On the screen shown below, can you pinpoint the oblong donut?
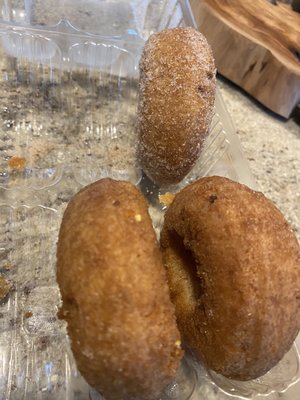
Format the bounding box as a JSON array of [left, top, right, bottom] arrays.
[[160, 175, 300, 380], [57, 178, 183, 400], [137, 27, 216, 186]]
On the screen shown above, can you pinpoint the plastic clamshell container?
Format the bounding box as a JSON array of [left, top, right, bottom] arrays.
[[0, 1, 299, 399]]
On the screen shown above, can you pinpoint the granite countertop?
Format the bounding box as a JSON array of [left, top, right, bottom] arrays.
[[218, 78, 300, 242]]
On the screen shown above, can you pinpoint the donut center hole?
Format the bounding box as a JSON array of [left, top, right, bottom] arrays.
[[168, 230, 204, 302]]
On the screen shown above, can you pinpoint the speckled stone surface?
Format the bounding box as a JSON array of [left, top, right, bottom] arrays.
[[218, 78, 300, 241]]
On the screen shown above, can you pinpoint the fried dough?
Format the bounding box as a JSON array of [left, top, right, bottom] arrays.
[[57, 178, 183, 399], [137, 27, 216, 185], [160, 176, 300, 380]]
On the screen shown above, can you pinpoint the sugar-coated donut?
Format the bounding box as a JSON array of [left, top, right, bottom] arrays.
[[137, 27, 216, 186], [160, 176, 300, 380], [57, 178, 183, 400]]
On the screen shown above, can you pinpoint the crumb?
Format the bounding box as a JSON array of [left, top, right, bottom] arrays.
[[8, 156, 26, 171], [3, 262, 13, 271], [134, 214, 142, 222], [24, 311, 33, 319], [159, 192, 175, 206], [173, 339, 182, 357], [0, 275, 10, 300]]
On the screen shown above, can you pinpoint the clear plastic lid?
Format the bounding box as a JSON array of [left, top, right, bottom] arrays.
[[0, 1, 298, 399]]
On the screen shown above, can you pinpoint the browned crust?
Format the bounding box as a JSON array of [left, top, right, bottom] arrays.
[[56, 178, 183, 400], [160, 175, 300, 380], [0, 275, 10, 300], [137, 27, 216, 186]]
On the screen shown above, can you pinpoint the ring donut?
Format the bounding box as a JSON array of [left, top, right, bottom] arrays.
[[160, 175, 300, 380], [57, 178, 183, 399], [137, 27, 216, 186]]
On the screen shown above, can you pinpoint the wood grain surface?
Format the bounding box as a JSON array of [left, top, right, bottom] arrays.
[[190, 0, 300, 118]]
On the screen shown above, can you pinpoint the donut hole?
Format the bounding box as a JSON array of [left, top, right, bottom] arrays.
[[167, 230, 204, 303]]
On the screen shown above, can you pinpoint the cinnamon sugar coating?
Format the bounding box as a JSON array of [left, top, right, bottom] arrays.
[[137, 27, 216, 185]]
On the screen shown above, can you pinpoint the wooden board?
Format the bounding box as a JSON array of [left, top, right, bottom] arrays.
[[190, 0, 300, 118]]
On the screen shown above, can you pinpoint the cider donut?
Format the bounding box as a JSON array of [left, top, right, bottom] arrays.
[[57, 178, 183, 400], [160, 175, 300, 380], [137, 27, 216, 186]]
